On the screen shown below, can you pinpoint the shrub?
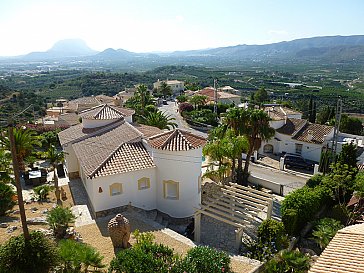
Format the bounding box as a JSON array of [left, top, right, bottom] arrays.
[[181, 246, 231, 273], [264, 249, 310, 273], [306, 174, 324, 188], [312, 218, 344, 250], [0, 182, 16, 216], [33, 184, 53, 201], [243, 220, 288, 262], [281, 186, 331, 236], [47, 206, 75, 238], [109, 231, 176, 273], [58, 239, 105, 272], [258, 219, 288, 250], [178, 102, 194, 114], [281, 209, 299, 236], [0, 231, 59, 273]]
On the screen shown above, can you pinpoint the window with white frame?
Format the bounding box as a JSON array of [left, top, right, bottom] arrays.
[[109, 183, 122, 196], [138, 177, 150, 190], [295, 143, 303, 154], [163, 180, 179, 200]]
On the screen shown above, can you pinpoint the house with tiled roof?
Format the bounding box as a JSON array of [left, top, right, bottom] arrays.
[[196, 87, 241, 105], [309, 223, 364, 273], [58, 104, 206, 218], [260, 105, 364, 163]]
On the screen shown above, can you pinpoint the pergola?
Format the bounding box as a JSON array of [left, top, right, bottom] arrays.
[[194, 182, 273, 251]]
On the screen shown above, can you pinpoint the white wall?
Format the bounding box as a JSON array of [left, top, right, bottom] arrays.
[[63, 145, 79, 173], [89, 167, 157, 213], [150, 147, 202, 218]]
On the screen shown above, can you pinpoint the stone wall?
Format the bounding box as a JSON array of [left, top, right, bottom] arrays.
[[201, 180, 223, 203]]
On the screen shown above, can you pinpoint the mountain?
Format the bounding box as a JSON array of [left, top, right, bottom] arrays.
[[23, 39, 98, 60], [8, 35, 364, 66]]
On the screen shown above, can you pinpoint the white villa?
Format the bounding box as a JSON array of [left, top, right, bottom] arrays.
[[58, 104, 206, 218], [153, 79, 185, 95], [260, 105, 364, 163]]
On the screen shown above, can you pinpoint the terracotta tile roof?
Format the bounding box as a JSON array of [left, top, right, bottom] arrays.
[[276, 118, 307, 135], [58, 119, 123, 146], [79, 104, 134, 120], [67, 95, 115, 112], [93, 142, 155, 178], [149, 129, 206, 151], [293, 123, 333, 144], [57, 113, 80, 127], [309, 223, 364, 273], [72, 122, 143, 177], [131, 123, 164, 138]]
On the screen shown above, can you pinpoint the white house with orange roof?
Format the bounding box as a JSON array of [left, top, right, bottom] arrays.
[[58, 104, 206, 218]]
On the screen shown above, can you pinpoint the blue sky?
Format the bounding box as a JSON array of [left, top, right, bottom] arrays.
[[0, 0, 363, 56]]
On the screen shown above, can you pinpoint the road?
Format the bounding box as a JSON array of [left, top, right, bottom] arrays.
[[159, 101, 207, 138], [159, 101, 308, 194]]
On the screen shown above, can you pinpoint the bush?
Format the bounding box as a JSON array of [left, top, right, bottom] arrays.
[[0, 231, 59, 273], [312, 218, 344, 250], [178, 102, 194, 114], [281, 209, 299, 236], [258, 219, 288, 250], [306, 174, 324, 188], [281, 186, 331, 236], [109, 231, 176, 273], [0, 182, 16, 216], [58, 239, 105, 272], [264, 250, 310, 273], [243, 220, 288, 262], [181, 246, 231, 273], [47, 206, 75, 238], [33, 184, 53, 201]]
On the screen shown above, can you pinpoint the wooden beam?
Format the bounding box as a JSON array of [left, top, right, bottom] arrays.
[[202, 199, 256, 222], [194, 212, 201, 243], [225, 185, 270, 205], [195, 208, 244, 228], [211, 194, 263, 213], [221, 188, 267, 209], [228, 182, 273, 198], [198, 205, 250, 226]]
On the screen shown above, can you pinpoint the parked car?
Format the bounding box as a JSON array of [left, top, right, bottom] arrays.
[[283, 153, 314, 170], [162, 99, 168, 105]]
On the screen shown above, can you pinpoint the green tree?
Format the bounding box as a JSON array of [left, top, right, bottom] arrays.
[[0, 231, 60, 273], [189, 95, 208, 110], [47, 206, 75, 239], [337, 142, 358, 170], [176, 94, 188, 103], [0, 149, 13, 183], [253, 87, 268, 104], [58, 239, 105, 273], [44, 144, 64, 204], [339, 114, 363, 135], [317, 105, 332, 125], [0, 182, 16, 216], [159, 81, 173, 98], [0, 127, 41, 171], [139, 110, 177, 130]]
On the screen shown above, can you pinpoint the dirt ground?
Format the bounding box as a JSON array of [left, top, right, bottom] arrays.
[[0, 184, 74, 245], [77, 217, 259, 273]]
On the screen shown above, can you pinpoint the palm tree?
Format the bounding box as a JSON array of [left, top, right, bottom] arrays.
[[159, 81, 172, 98], [45, 144, 64, 205], [0, 127, 41, 172], [242, 109, 275, 184], [140, 110, 177, 130], [189, 95, 208, 110], [223, 108, 274, 185], [0, 148, 13, 183]]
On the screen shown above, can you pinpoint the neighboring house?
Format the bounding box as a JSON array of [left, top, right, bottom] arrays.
[[260, 105, 364, 163], [218, 85, 239, 95], [66, 95, 116, 113], [114, 87, 137, 106], [196, 87, 241, 105], [309, 223, 364, 273], [153, 79, 185, 95], [58, 103, 206, 218]]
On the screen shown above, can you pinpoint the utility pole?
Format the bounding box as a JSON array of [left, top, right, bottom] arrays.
[[8, 119, 30, 241], [213, 79, 218, 114], [332, 97, 342, 156]]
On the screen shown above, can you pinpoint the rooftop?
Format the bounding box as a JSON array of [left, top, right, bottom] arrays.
[[309, 223, 364, 273], [79, 104, 134, 120], [149, 129, 206, 151]]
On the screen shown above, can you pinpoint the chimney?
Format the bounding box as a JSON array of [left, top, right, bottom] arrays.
[[307, 130, 313, 141]]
